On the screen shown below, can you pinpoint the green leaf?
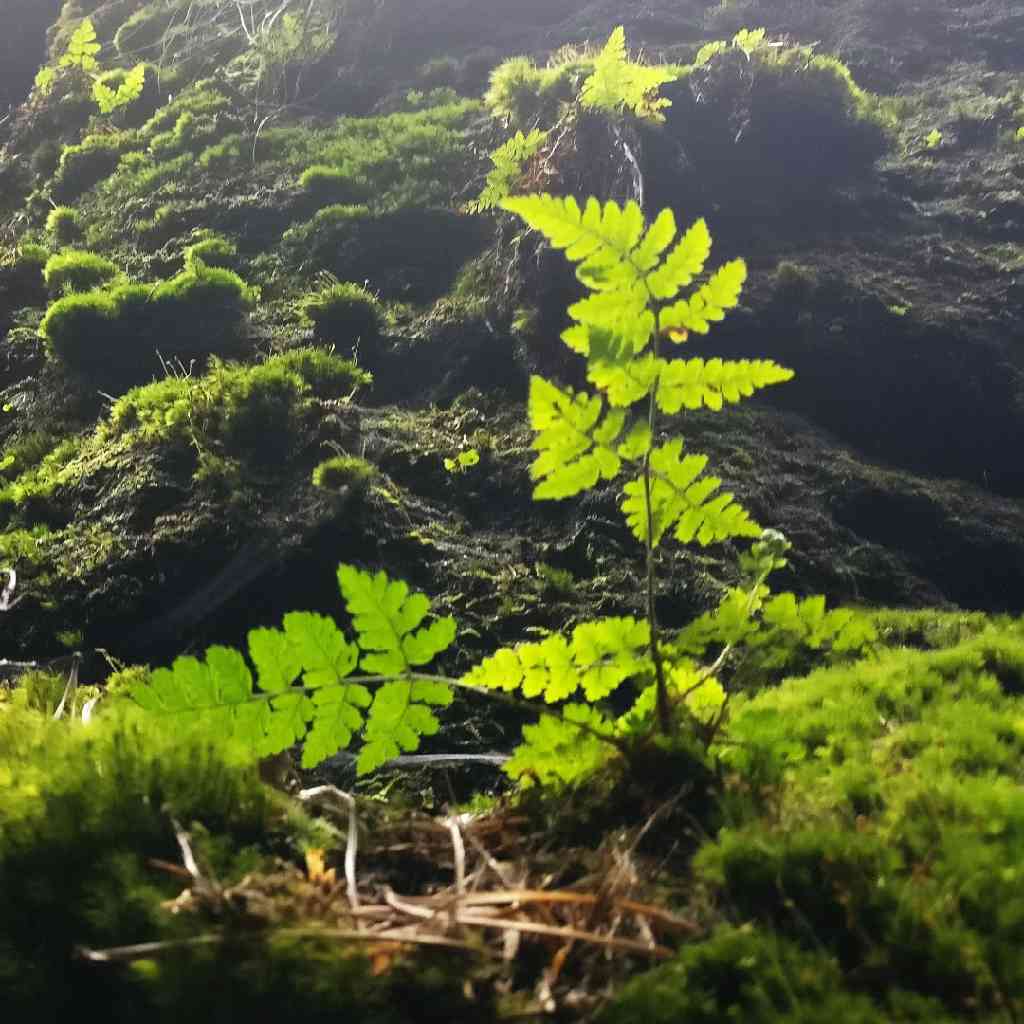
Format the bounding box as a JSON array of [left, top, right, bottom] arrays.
[[622, 439, 761, 546], [503, 704, 618, 787], [470, 129, 548, 212], [646, 218, 711, 300], [656, 357, 794, 414], [302, 685, 371, 768], [281, 611, 358, 687], [34, 67, 56, 95], [463, 617, 649, 704], [357, 679, 452, 773], [529, 376, 624, 499], [579, 26, 678, 123], [659, 258, 747, 335], [60, 18, 101, 72], [248, 626, 302, 693]]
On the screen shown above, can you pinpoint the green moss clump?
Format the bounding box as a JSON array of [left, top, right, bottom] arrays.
[[686, 623, 1024, 1017], [311, 454, 376, 493], [298, 164, 371, 204], [0, 701, 276, 1017], [39, 262, 255, 376], [484, 54, 590, 127], [301, 282, 382, 348], [271, 345, 372, 398], [282, 204, 372, 254], [43, 249, 122, 294], [114, 0, 191, 58], [183, 234, 237, 269], [103, 348, 367, 461], [52, 131, 140, 201], [44, 205, 82, 245], [664, 38, 891, 206]]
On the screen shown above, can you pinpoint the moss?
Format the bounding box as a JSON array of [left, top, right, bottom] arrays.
[[298, 164, 372, 204], [0, 701, 282, 1018], [43, 249, 122, 294], [138, 84, 232, 143], [658, 38, 891, 208], [52, 130, 140, 201], [311, 454, 376, 493], [44, 205, 82, 245], [300, 281, 383, 349], [113, 0, 191, 58], [271, 345, 371, 399], [695, 624, 1024, 1016], [772, 260, 818, 302], [183, 234, 237, 269], [39, 262, 255, 376], [484, 54, 590, 127]]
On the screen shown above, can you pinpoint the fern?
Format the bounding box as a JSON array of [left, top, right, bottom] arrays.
[[92, 63, 146, 114], [40, 17, 146, 113], [579, 27, 679, 123], [60, 19, 101, 74], [130, 566, 454, 773], [469, 129, 548, 213], [498, 190, 796, 744]]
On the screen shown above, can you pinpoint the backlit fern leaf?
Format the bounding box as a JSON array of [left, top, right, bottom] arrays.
[[502, 704, 618, 787], [529, 376, 625, 499], [131, 567, 455, 773], [579, 26, 679, 123], [463, 617, 650, 703], [338, 565, 457, 674], [659, 259, 748, 336], [622, 439, 761, 545], [468, 128, 548, 212], [656, 358, 794, 413]]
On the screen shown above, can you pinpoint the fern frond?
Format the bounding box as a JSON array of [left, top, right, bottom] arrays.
[[338, 565, 457, 674], [579, 26, 678, 123], [60, 18, 101, 72], [588, 352, 664, 407], [463, 617, 650, 703], [502, 704, 618, 786], [646, 218, 712, 300], [659, 258, 747, 335], [622, 439, 761, 545], [358, 678, 452, 774], [656, 357, 794, 413], [469, 129, 548, 212], [529, 376, 625, 499], [501, 194, 646, 287]]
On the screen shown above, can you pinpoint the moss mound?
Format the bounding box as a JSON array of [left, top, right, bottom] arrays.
[[39, 261, 256, 376], [604, 621, 1024, 1021]]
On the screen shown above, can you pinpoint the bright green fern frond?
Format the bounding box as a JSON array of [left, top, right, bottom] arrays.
[[60, 18, 101, 73], [579, 26, 678, 123], [659, 258, 747, 335], [358, 678, 453, 774], [622, 439, 761, 546], [338, 565, 457, 674], [754, 594, 877, 664], [463, 617, 650, 704], [93, 62, 146, 114], [502, 704, 618, 787], [133, 645, 315, 759], [588, 352, 664, 407], [469, 129, 548, 212], [529, 375, 625, 499], [646, 218, 712, 300], [656, 358, 794, 413]]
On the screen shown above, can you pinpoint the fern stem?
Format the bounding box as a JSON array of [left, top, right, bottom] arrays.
[[644, 382, 672, 737]]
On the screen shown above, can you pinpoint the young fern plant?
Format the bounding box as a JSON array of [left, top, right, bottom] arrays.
[[496, 194, 791, 731]]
